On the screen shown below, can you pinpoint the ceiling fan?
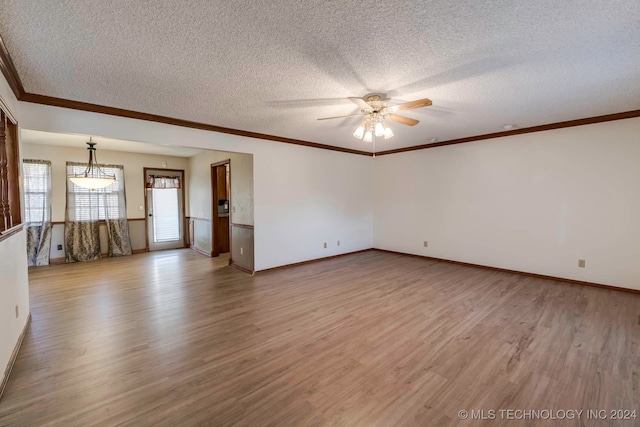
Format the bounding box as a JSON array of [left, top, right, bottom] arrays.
[[317, 94, 432, 142]]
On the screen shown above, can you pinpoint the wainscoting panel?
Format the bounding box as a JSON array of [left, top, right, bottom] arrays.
[[128, 220, 147, 252], [49, 224, 65, 260], [231, 224, 254, 272], [191, 217, 212, 255], [48, 219, 147, 262]]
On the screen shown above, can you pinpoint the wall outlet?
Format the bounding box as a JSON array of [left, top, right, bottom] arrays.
[[15, 305, 19, 318], [323, 242, 327, 249], [578, 259, 586, 268], [337, 240, 340, 246], [240, 247, 244, 255], [161, 161, 167, 168], [423, 241, 428, 248], [232, 206, 236, 213], [57, 244, 63, 251], [139, 205, 144, 211]]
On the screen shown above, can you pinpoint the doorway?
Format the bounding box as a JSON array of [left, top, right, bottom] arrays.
[[144, 168, 186, 251], [211, 160, 230, 257]]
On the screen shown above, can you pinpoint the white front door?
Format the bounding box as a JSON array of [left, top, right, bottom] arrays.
[[146, 170, 184, 251]]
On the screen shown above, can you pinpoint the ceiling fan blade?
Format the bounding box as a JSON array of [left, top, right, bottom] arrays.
[[317, 113, 365, 121], [386, 114, 419, 126], [348, 97, 373, 111], [389, 98, 432, 112]]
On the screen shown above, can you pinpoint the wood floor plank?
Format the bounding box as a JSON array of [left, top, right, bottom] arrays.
[[0, 249, 639, 426]]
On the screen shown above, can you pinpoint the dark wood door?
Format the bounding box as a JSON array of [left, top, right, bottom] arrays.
[[218, 216, 230, 253], [211, 161, 231, 256], [217, 167, 227, 199]]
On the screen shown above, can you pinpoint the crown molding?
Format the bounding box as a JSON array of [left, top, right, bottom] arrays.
[[375, 109, 640, 156], [2, 34, 639, 158], [20, 93, 372, 156], [0, 94, 17, 125], [0, 35, 25, 100]]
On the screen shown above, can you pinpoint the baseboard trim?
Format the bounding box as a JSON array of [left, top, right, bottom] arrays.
[[0, 313, 31, 401], [256, 248, 374, 274], [190, 245, 212, 257], [230, 261, 254, 275], [373, 249, 640, 295], [49, 249, 148, 265]]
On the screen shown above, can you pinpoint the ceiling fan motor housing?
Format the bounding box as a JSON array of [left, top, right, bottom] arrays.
[[365, 95, 387, 113]]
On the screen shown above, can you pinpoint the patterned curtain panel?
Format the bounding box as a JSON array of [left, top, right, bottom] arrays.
[[64, 221, 101, 262], [104, 218, 132, 257], [65, 162, 132, 262], [146, 175, 181, 189], [103, 165, 132, 257], [23, 160, 52, 266]]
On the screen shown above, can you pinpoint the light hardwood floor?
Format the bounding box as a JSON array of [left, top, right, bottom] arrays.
[[0, 249, 639, 426]]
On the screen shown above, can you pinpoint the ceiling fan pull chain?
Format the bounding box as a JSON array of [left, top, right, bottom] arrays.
[[373, 135, 376, 158]]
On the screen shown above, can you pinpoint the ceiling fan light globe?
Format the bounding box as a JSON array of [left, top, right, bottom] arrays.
[[353, 124, 366, 139], [363, 130, 373, 143], [374, 122, 385, 137], [384, 127, 394, 139]]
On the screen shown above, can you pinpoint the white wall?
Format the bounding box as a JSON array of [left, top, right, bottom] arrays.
[[0, 232, 29, 376], [374, 117, 640, 290], [13, 99, 640, 290], [0, 75, 30, 383], [19, 102, 374, 270]]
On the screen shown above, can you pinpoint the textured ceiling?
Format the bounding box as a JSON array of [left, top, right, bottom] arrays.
[[21, 130, 203, 157], [1, 0, 639, 152]]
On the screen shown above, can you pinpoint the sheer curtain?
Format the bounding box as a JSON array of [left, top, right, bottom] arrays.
[[103, 165, 132, 257], [65, 162, 132, 262], [23, 160, 52, 266]]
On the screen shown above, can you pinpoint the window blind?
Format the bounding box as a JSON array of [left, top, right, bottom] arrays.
[[23, 161, 51, 224], [68, 164, 125, 221], [152, 188, 180, 242]]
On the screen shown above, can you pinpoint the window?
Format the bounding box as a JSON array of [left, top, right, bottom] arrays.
[[23, 160, 51, 224], [67, 163, 125, 221]]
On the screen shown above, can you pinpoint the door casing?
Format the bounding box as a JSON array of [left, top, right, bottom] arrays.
[[143, 167, 186, 252], [210, 160, 231, 259]]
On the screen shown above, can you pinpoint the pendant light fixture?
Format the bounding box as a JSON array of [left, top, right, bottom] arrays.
[[68, 137, 116, 189]]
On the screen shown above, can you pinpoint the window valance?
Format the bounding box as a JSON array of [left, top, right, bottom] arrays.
[[146, 175, 181, 189]]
